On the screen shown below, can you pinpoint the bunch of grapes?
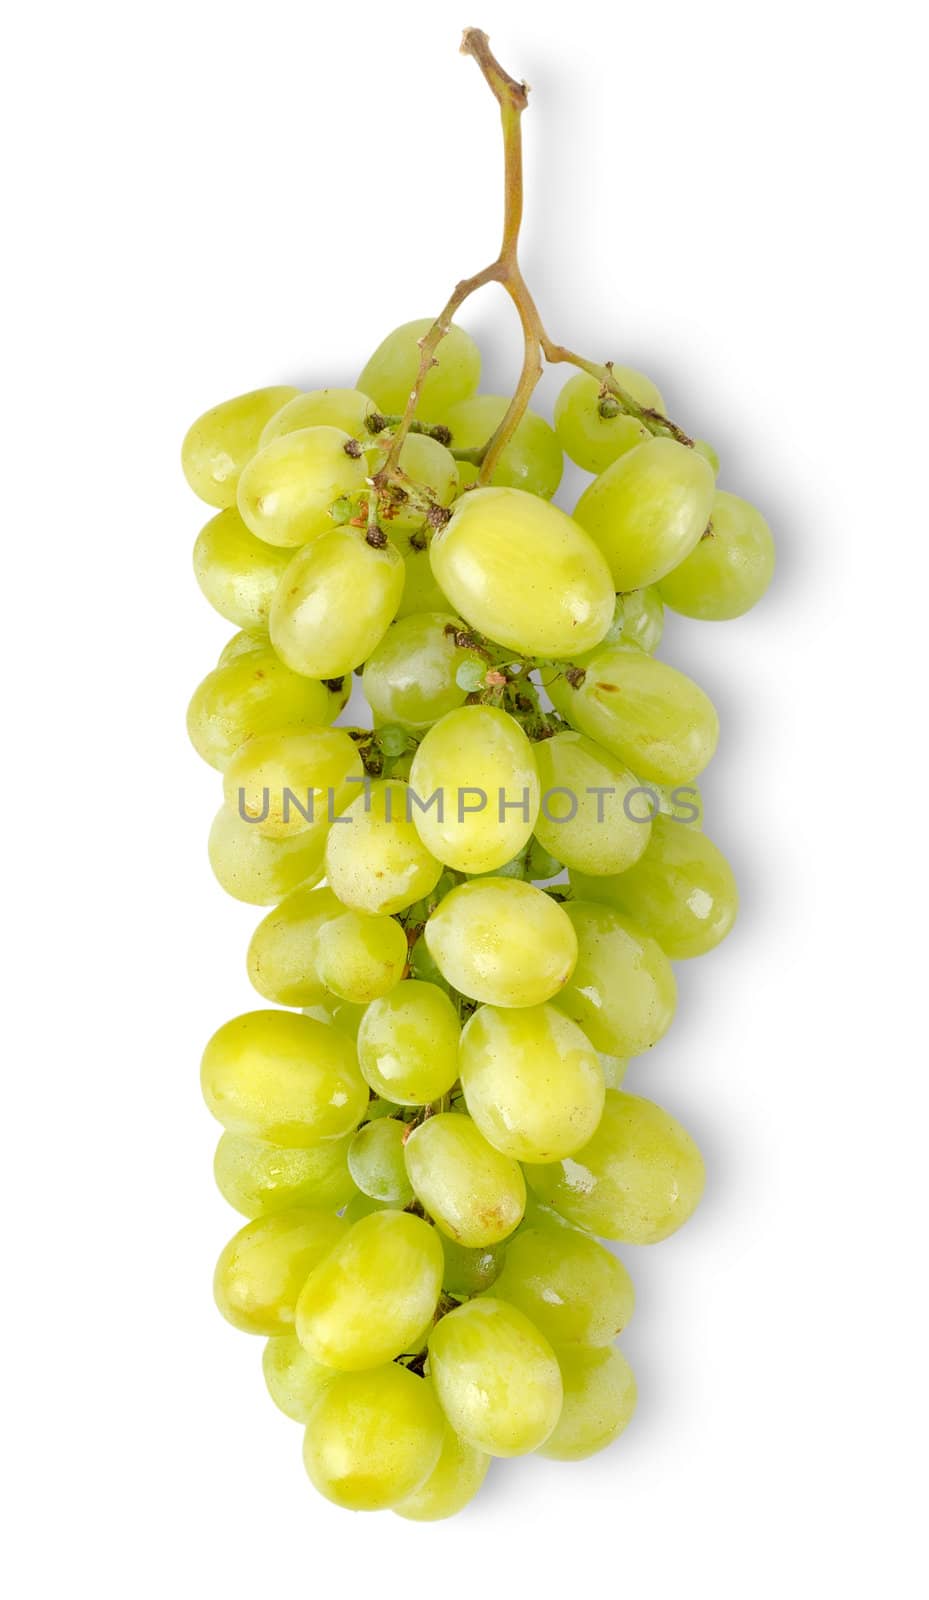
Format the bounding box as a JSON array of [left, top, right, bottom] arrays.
[[184, 30, 773, 1521]]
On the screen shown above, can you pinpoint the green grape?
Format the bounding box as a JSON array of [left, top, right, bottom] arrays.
[[259, 387, 376, 446], [459, 1003, 604, 1163], [236, 425, 367, 548], [444, 394, 563, 499], [201, 1009, 368, 1146], [548, 644, 719, 785], [302, 1364, 444, 1511], [324, 779, 443, 915], [553, 371, 652, 474], [600, 1054, 628, 1089], [208, 805, 326, 906], [216, 629, 267, 666], [269, 527, 404, 678], [574, 437, 715, 589], [424, 877, 576, 1007], [404, 1112, 526, 1247], [247, 884, 342, 1004], [693, 438, 720, 475], [348, 1118, 413, 1205], [429, 486, 614, 658], [369, 433, 460, 533], [181, 385, 300, 508], [409, 705, 541, 874], [427, 1298, 563, 1457], [342, 1191, 390, 1224], [578, 586, 664, 657], [362, 612, 484, 730], [223, 725, 364, 839], [357, 980, 460, 1105], [552, 900, 676, 1055], [187, 645, 344, 771], [393, 1424, 490, 1521], [193, 508, 293, 631], [539, 1346, 637, 1461], [295, 1209, 443, 1369], [263, 1333, 335, 1423], [357, 318, 481, 420], [395, 542, 452, 618], [570, 816, 737, 959], [213, 1208, 348, 1336], [315, 910, 408, 1004], [441, 1236, 504, 1297], [532, 729, 653, 876], [524, 1088, 705, 1243], [214, 1130, 356, 1218], [491, 1223, 634, 1348], [658, 489, 775, 620]]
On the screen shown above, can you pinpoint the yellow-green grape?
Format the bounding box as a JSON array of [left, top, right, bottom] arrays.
[[600, 1054, 628, 1089], [424, 877, 576, 1006], [270, 528, 404, 678], [658, 489, 775, 620], [570, 816, 737, 959], [201, 1009, 367, 1146], [223, 725, 363, 840], [553, 368, 662, 474], [236, 426, 367, 549], [539, 1346, 637, 1461], [263, 1333, 335, 1423], [404, 1113, 526, 1247], [430, 487, 614, 657], [553, 900, 676, 1055], [574, 437, 715, 590], [428, 1298, 563, 1457], [348, 1119, 413, 1205], [581, 586, 664, 656], [358, 318, 481, 420], [193, 508, 293, 631], [315, 910, 408, 1004], [208, 806, 326, 906], [549, 644, 719, 785], [342, 1191, 389, 1224], [295, 1210, 443, 1369], [441, 1237, 504, 1297], [459, 1003, 605, 1163], [216, 628, 267, 667], [324, 998, 368, 1038], [693, 438, 720, 475], [357, 980, 461, 1105], [363, 612, 484, 730], [259, 387, 376, 446], [187, 646, 343, 771], [395, 542, 451, 618], [181, 385, 300, 508], [393, 1424, 490, 1521], [324, 779, 443, 915], [444, 394, 563, 499], [532, 729, 652, 877], [369, 433, 460, 534], [302, 1364, 444, 1511], [214, 1130, 356, 1218], [409, 705, 541, 874], [213, 1208, 348, 1336], [491, 1223, 634, 1348], [247, 885, 341, 1004], [524, 1088, 705, 1243]]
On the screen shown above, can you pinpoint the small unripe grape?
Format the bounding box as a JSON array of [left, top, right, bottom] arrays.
[[658, 489, 774, 620], [324, 779, 443, 915], [539, 1346, 637, 1461], [213, 1208, 348, 1336], [247, 885, 341, 1004], [214, 1130, 356, 1218], [424, 877, 576, 1007], [236, 425, 367, 548], [302, 1364, 445, 1511], [208, 806, 326, 906], [393, 1424, 490, 1521], [441, 1236, 504, 1297], [223, 725, 364, 840], [357, 980, 461, 1106], [193, 508, 292, 631], [295, 1210, 443, 1369], [409, 705, 541, 874], [314, 909, 408, 1003], [578, 586, 664, 657], [200, 1009, 368, 1146], [459, 1003, 605, 1163], [348, 1118, 413, 1205], [270, 528, 404, 679], [404, 1112, 526, 1246], [552, 900, 676, 1055], [532, 729, 652, 876], [491, 1222, 634, 1348], [182, 385, 300, 508], [428, 1298, 563, 1457], [187, 645, 343, 771], [259, 387, 377, 446], [262, 1333, 335, 1422], [574, 436, 715, 589], [357, 318, 481, 419], [553, 369, 658, 474], [363, 612, 484, 730], [444, 394, 563, 499]]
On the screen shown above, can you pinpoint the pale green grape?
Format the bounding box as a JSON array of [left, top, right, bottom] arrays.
[[539, 1346, 637, 1460], [548, 644, 719, 785], [491, 1223, 634, 1347], [247, 884, 341, 1003], [324, 779, 443, 915], [223, 724, 363, 839], [348, 1119, 413, 1205], [259, 387, 376, 446], [302, 1363, 444, 1511], [577, 586, 664, 658], [693, 438, 720, 474], [369, 433, 460, 533], [553, 370, 657, 474], [404, 1112, 526, 1247], [574, 437, 715, 589], [358, 318, 481, 420], [409, 705, 541, 874], [236, 425, 367, 548], [532, 729, 652, 876], [356, 980, 460, 1105], [187, 645, 344, 771], [600, 1054, 628, 1089], [394, 1424, 490, 1521], [658, 489, 774, 619], [459, 1003, 604, 1163], [295, 1209, 443, 1369], [342, 1191, 389, 1224], [552, 900, 676, 1055], [214, 1130, 356, 1218], [213, 1208, 348, 1335], [263, 1333, 335, 1422], [201, 1009, 367, 1146], [524, 1088, 705, 1242], [570, 816, 737, 958], [208, 806, 326, 906], [182, 385, 300, 507], [395, 542, 451, 618], [441, 1237, 503, 1297], [427, 1298, 563, 1456], [444, 394, 563, 499], [270, 527, 404, 678], [193, 508, 292, 631], [363, 612, 483, 730], [430, 487, 614, 657], [216, 629, 267, 666], [424, 877, 576, 1006], [315, 910, 408, 1003]]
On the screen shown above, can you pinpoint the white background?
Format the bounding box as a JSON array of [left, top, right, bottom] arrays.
[[4, 1, 926, 1594]]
